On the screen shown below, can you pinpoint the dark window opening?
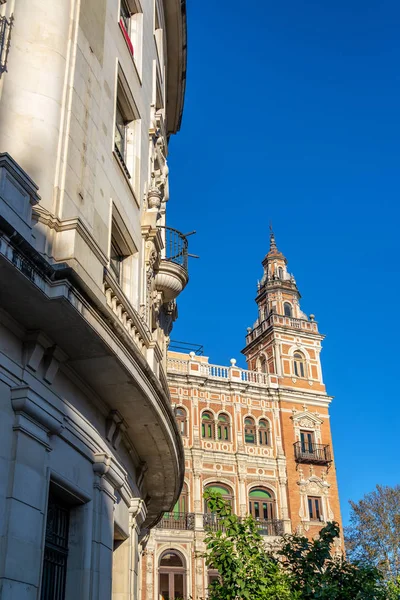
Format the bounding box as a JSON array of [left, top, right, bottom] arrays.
[[40, 489, 70, 600]]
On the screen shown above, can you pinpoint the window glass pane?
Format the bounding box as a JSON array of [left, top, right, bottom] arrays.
[[254, 502, 259, 519], [160, 552, 183, 567], [207, 486, 230, 496], [245, 432, 255, 444], [159, 573, 170, 600], [249, 489, 272, 499], [308, 497, 313, 519], [174, 573, 184, 598]]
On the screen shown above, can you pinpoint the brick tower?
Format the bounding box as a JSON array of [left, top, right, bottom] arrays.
[[140, 229, 342, 600], [242, 227, 342, 537]]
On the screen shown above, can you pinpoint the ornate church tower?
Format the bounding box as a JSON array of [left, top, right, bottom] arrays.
[[242, 228, 342, 538]]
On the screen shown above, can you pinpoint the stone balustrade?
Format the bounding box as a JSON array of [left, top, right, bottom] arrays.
[[167, 356, 276, 388], [246, 313, 318, 345], [104, 269, 151, 358]]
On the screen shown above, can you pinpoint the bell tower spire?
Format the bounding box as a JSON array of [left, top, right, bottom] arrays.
[[242, 229, 325, 394]]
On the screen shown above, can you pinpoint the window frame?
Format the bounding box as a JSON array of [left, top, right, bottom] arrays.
[[175, 407, 187, 437], [159, 550, 186, 600], [293, 351, 306, 378], [258, 419, 270, 446], [114, 67, 140, 190], [308, 496, 323, 522], [217, 413, 230, 442], [244, 416, 256, 445], [201, 411, 215, 440], [283, 302, 293, 317], [248, 488, 276, 521], [204, 484, 233, 513]]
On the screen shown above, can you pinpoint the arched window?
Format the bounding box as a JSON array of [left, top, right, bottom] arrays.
[[202, 411, 215, 439], [278, 267, 283, 279], [175, 407, 187, 436], [244, 417, 256, 444], [258, 419, 270, 446], [283, 302, 292, 317], [204, 484, 233, 512], [293, 352, 306, 378], [248, 488, 275, 521], [159, 551, 186, 600], [217, 413, 230, 441]]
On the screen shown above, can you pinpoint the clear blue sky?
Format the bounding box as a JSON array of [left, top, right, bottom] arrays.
[[167, 0, 400, 526]]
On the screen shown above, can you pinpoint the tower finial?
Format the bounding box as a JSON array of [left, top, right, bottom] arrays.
[[269, 222, 277, 252]]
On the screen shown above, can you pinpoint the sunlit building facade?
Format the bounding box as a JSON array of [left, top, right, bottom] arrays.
[[142, 232, 342, 600], [0, 1, 187, 599]]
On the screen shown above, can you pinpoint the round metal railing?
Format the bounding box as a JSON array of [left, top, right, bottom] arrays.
[[158, 226, 188, 270]]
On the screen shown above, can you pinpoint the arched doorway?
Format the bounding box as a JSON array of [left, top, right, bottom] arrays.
[[159, 550, 186, 599]]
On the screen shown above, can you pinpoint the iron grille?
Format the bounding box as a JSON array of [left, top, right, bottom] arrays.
[[252, 518, 285, 537], [294, 441, 332, 465], [157, 512, 195, 530], [159, 226, 188, 270], [0, 13, 13, 75], [41, 493, 70, 600]]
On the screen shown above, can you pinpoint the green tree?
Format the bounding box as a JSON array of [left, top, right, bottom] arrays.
[[204, 490, 388, 600], [203, 489, 296, 600], [345, 485, 400, 582], [279, 521, 386, 599]]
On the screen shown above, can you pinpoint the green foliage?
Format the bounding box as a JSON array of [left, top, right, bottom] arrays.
[[204, 490, 390, 600], [203, 489, 296, 600], [345, 484, 400, 583], [279, 521, 386, 599]]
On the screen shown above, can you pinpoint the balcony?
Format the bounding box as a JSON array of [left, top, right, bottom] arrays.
[[252, 519, 285, 537], [203, 514, 285, 537], [155, 226, 189, 301], [0, 14, 13, 75], [294, 441, 332, 465], [156, 512, 195, 530]]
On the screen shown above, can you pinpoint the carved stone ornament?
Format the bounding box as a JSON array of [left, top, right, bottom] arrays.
[[147, 187, 162, 210]]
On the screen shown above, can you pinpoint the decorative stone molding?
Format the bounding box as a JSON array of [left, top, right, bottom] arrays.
[[129, 497, 148, 530], [297, 467, 331, 528], [0, 152, 40, 241], [105, 410, 128, 450], [11, 385, 63, 433], [11, 385, 64, 445], [103, 269, 151, 357], [43, 345, 68, 384], [291, 407, 323, 443], [23, 330, 53, 372], [93, 452, 126, 491], [33, 206, 108, 266]]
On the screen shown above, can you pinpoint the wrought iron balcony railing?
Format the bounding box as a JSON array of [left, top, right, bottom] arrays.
[[294, 441, 332, 465], [159, 226, 188, 270], [204, 514, 285, 537], [252, 518, 285, 537], [0, 14, 13, 75], [156, 512, 195, 530]]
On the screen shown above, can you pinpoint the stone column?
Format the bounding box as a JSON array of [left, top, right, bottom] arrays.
[[91, 453, 126, 600], [129, 498, 147, 600], [0, 385, 63, 600]]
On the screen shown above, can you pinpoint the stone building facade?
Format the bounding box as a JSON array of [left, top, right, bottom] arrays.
[[143, 232, 342, 600], [0, 1, 188, 599]]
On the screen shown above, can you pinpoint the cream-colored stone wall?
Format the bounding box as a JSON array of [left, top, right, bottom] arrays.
[[0, 1, 187, 598]]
